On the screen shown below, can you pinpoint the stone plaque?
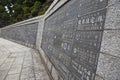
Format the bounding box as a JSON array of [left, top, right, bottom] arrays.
[[41, 0, 108, 80]]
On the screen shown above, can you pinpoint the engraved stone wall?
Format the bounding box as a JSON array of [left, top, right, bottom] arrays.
[[1, 22, 38, 46], [41, 0, 108, 80]]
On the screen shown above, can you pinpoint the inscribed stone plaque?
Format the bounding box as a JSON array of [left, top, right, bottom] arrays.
[[41, 0, 108, 80]]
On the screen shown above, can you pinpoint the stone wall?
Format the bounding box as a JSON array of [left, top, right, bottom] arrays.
[[40, 0, 108, 80], [39, 0, 120, 80], [0, 16, 44, 48], [0, 0, 120, 80]]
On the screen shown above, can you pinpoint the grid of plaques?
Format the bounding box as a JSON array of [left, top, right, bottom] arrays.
[[41, 0, 108, 80], [1, 22, 38, 46]]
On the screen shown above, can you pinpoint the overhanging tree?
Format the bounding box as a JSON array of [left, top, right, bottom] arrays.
[[0, 0, 53, 28]]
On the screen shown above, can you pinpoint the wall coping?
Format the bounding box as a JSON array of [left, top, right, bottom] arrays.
[[1, 15, 44, 29], [44, 0, 69, 20]]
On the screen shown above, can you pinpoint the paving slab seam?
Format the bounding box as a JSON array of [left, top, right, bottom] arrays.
[[0, 49, 12, 70], [19, 53, 25, 80], [100, 52, 120, 59], [31, 51, 37, 80], [3, 57, 16, 80]]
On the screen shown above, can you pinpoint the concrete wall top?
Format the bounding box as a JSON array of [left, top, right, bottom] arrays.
[[1, 15, 44, 29], [44, 0, 69, 19]]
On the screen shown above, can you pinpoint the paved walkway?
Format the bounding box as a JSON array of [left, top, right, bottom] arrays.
[[0, 38, 50, 80]]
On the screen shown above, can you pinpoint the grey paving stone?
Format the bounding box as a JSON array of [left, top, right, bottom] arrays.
[[5, 74, 20, 80], [8, 66, 22, 74], [0, 58, 15, 70], [12, 58, 24, 65], [96, 53, 120, 80], [104, 0, 120, 29], [108, 0, 120, 5], [101, 30, 120, 57], [32, 51, 50, 80], [0, 38, 50, 80], [0, 70, 8, 80]]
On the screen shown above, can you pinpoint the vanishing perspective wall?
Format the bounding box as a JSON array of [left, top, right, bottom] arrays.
[[1, 23, 38, 47], [0, 0, 120, 80], [0, 16, 44, 48]]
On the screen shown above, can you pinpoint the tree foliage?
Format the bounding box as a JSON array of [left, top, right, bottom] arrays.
[[31, 1, 41, 17], [0, 0, 53, 28]]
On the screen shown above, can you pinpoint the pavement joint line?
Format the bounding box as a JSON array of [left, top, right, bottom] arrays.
[[19, 53, 25, 80], [3, 57, 16, 80], [31, 51, 37, 80], [0, 53, 11, 70]]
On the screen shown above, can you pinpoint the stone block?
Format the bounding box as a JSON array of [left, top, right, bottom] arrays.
[[105, 1, 120, 29], [108, 0, 120, 6], [5, 74, 19, 80], [101, 30, 120, 57], [96, 53, 120, 80], [36, 18, 44, 49]]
